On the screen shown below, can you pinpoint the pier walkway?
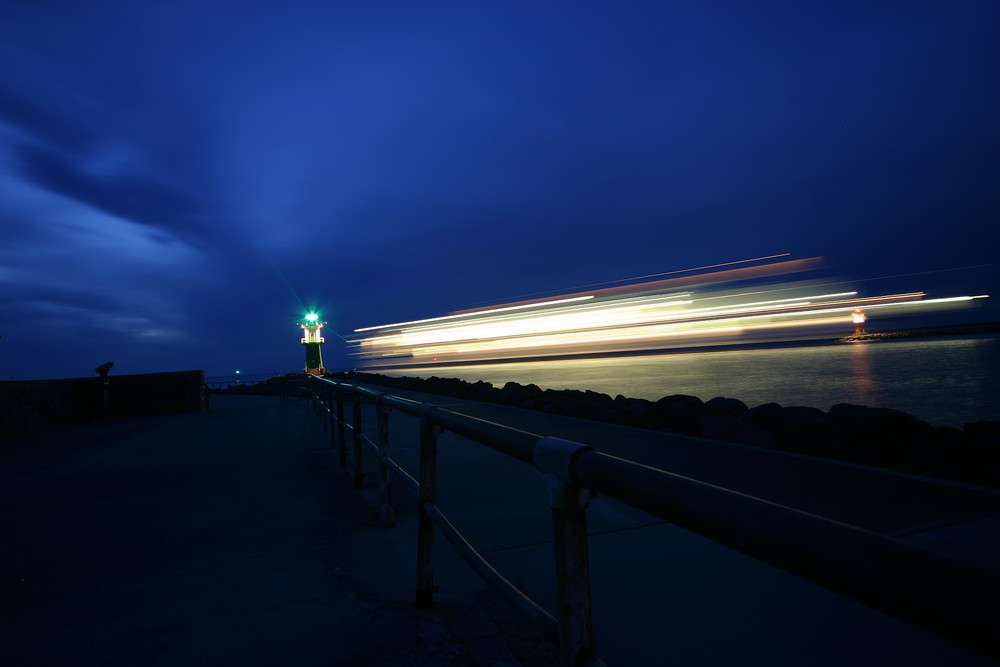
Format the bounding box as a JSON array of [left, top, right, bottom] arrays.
[[2, 389, 998, 665]]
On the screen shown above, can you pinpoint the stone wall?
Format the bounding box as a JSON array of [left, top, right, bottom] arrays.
[[0, 370, 205, 439]]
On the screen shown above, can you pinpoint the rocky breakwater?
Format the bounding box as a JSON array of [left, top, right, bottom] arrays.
[[327, 372, 1000, 489]]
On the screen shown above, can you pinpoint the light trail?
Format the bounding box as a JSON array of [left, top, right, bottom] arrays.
[[353, 295, 595, 332], [445, 253, 793, 314], [347, 256, 990, 366]]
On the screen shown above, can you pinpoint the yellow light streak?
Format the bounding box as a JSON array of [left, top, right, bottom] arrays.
[[353, 295, 596, 332], [349, 268, 989, 365]]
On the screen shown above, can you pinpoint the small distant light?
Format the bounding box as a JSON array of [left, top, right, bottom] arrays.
[[236, 370, 241, 374]]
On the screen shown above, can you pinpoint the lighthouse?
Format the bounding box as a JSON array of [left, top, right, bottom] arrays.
[[852, 308, 867, 334], [298, 312, 326, 375]]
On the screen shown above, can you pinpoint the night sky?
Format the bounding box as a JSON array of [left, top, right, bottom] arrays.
[[1, 1, 997, 381]]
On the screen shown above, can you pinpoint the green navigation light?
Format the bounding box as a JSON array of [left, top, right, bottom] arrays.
[[305, 312, 319, 322]]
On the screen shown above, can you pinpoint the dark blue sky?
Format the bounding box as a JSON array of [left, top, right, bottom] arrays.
[[1, 1, 997, 380]]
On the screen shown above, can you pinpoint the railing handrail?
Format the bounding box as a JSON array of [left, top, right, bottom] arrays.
[[296, 374, 999, 663]]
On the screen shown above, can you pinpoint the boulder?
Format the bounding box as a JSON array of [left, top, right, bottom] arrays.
[[965, 420, 1000, 441], [703, 396, 749, 417], [698, 413, 773, 447], [538, 388, 616, 421], [827, 403, 935, 443], [613, 395, 654, 427], [648, 394, 704, 434], [770, 406, 830, 457], [334, 371, 999, 489], [846, 435, 906, 468], [498, 382, 543, 407], [742, 402, 783, 430]]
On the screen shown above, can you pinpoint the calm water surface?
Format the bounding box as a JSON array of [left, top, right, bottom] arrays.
[[383, 336, 999, 428]]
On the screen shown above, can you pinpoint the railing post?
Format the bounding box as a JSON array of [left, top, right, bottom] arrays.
[[352, 397, 364, 488], [319, 387, 327, 430], [326, 385, 334, 434], [376, 397, 395, 527], [534, 437, 597, 667], [335, 391, 346, 468], [328, 386, 337, 449], [416, 405, 440, 607], [551, 479, 595, 666]]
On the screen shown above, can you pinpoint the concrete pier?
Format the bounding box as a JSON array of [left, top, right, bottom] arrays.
[[2, 389, 997, 665]]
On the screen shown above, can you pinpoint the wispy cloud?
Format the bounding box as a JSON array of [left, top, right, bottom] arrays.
[[15, 143, 205, 244]]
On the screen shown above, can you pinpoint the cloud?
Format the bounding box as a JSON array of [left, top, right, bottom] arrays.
[[3, 284, 118, 314], [14, 143, 205, 243], [2, 280, 190, 343], [0, 88, 93, 153]]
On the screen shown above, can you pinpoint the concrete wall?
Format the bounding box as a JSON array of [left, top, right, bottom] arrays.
[[0, 370, 205, 439]]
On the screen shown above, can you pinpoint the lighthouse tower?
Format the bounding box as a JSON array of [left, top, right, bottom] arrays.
[[852, 308, 867, 334], [298, 312, 326, 375]]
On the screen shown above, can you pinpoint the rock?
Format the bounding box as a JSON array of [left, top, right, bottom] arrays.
[[698, 413, 773, 447], [899, 438, 956, 478], [965, 420, 1000, 441], [471, 380, 501, 402], [528, 388, 617, 422], [957, 422, 1000, 485], [613, 395, 653, 426], [333, 371, 1000, 490], [703, 396, 749, 417], [424, 376, 468, 397], [937, 425, 964, 441], [742, 402, 783, 430], [827, 403, 935, 442], [770, 406, 831, 457], [498, 382, 542, 407], [539, 389, 587, 416], [847, 435, 907, 467], [646, 394, 704, 434]]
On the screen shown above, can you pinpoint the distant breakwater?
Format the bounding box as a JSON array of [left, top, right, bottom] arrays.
[[837, 322, 1000, 343], [327, 371, 1000, 490]]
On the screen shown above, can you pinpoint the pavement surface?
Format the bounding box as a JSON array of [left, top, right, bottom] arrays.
[[1, 395, 556, 666], [2, 388, 998, 665]]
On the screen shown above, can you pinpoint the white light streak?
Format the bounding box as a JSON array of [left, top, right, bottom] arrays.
[[348, 265, 989, 365], [354, 295, 595, 332]]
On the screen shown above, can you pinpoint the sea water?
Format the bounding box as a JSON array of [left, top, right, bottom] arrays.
[[381, 336, 999, 428]]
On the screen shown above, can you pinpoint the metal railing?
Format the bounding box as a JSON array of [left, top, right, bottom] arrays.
[[292, 374, 1000, 665]]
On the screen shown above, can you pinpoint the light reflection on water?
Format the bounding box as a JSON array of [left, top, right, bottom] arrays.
[[383, 336, 999, 428]]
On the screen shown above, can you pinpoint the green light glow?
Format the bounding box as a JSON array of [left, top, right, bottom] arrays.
[[305, 312, 319, 322]]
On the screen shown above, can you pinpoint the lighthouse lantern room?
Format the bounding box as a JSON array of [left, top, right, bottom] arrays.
[[298, 312, 326, 375]]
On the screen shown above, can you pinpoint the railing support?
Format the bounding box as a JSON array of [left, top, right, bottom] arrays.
[[328, 386, 337, 449], [535, 437, 597, 666], [291, 378, 1000, 663], [352, 397, 364, 488], [316, 382, 330, 433], [416, 405, 440, 607], [377, 398, 395, 527], [335, 392, 346, 468], [320, 386, 328, 431], [550, 478, 596, 667]]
